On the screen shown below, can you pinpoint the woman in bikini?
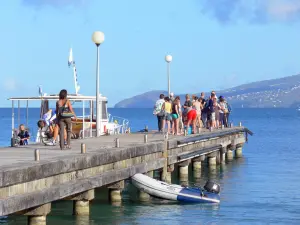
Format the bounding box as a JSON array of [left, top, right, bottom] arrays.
[[56, 89, 77, 150]]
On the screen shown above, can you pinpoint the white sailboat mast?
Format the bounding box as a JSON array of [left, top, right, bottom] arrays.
[[68, 48, 80, 95]]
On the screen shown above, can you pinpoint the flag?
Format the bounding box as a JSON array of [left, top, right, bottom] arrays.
[[68, 48, 80, 94], [38, 85, 42, 96]]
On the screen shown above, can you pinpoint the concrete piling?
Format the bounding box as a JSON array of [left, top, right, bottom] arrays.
[[226, 150, 234, 161], [66, 189, 95, 216], [208, 157, 217, 166], [192, 159, 201, 178], [24, 203, 51, 225], [179, 165, 189, 181], [165, 172, 172, 183], [147, 170, 154, 178], [108, 181, 124, 202], [73, 200, 90, 216], [109, 190, 122, 202], [144, 134, 148, 143], [28, 216, 46, 225], [216, 151, 221, 164], [220, 147, 226, 163], [161, 137, 168, 182], [139, 190, 150, 202], [235, 145, 243, 158]]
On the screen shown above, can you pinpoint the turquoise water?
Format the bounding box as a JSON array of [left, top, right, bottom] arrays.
[[1, 108, 300, 224]]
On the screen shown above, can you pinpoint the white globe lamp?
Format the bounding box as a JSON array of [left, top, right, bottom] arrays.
[[165, 55, 172, 63], [92, 31, 105, 45]]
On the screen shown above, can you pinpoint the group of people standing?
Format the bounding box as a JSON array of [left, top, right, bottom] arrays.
[[153, 91, 231, 135]]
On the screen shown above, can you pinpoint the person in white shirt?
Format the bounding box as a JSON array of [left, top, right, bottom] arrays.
[[153, 94, 165, 132]]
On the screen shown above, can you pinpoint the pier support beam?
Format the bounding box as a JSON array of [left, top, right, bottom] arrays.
[[108, 181, 124, 202], [147, 170, 154, 178], [179, 166, 188, 180], [138, 171, 154, 202], [66, 189, 95, 216], [139, 190, 151, 202], [161, 164, 173, 184], [216, 151, 221, 164], [220, 147, 226, 164], [193, 161, 202, 171], [207, 152, 217, 166], [226, 150, 233, 161], [226, 145, 235, 161], [24, 203, 51, 225], [178, 160, 190, 181], [192, 157, 202, 178], [73, 201, 90, 216], [235, 144, 243, 158], [208, 157, 217, 166], [165, 172, 172, 184]]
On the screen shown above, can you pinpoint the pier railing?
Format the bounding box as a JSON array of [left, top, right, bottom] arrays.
[[108, 114, 130, 134]]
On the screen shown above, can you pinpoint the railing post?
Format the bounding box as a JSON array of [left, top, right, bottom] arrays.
[[81, 143, 86, 154], [144, 134, 148, 143], [34, 149, 40, 161], [115, 138, 120, 148]]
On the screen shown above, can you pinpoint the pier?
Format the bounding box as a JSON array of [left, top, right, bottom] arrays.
[[0, 126, 252, 225]]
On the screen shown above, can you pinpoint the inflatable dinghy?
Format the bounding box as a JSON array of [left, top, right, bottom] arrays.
[[131, 173, 220, 203]]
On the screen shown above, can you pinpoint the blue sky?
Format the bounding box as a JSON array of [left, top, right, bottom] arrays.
[[1, 0, 300, 107]]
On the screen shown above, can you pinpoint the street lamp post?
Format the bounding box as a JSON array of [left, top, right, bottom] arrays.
[[165, 55, 172, 97], [92, 31, 105, 137]]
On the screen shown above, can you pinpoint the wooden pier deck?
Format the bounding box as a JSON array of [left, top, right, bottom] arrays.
[[0, 127, 252, 224]]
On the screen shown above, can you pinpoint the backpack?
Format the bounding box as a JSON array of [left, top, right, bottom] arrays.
[[226, 102, 232, 113], [57, 100, 74, 118]]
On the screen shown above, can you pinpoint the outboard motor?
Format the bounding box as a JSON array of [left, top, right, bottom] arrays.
[[204, 181, 220, 194]]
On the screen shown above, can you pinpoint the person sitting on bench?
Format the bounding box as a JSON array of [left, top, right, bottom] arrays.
[[18, 124, 30, 145]]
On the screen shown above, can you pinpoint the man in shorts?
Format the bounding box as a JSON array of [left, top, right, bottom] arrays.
[[208, 93, 216, 128]]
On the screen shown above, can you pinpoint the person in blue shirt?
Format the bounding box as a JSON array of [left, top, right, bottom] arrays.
[[18, 124, 30, 145]]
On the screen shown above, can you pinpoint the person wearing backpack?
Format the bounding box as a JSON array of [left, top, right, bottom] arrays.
[[56, 89, 77, 150], [153, 94, 165, 132], [224, 99, 232, 127]]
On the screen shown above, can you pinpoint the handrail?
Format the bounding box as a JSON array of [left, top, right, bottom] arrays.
[[178, 127, 253, 145]]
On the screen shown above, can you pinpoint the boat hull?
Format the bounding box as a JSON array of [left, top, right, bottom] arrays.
[[131, 173, 220, 203]]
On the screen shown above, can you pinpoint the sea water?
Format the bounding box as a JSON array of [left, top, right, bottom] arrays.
[[0, 108, 299, 225]]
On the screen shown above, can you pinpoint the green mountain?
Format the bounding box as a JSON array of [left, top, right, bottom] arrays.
[[114, 74, 300, 108]]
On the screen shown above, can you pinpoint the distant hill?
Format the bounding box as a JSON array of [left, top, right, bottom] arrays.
[[114, 74, 300, 108]]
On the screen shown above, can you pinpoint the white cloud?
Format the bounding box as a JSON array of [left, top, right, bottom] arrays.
[[3, 78, 18, 91], [266, 0, 300, 21], [199, 0, 300, 23]]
